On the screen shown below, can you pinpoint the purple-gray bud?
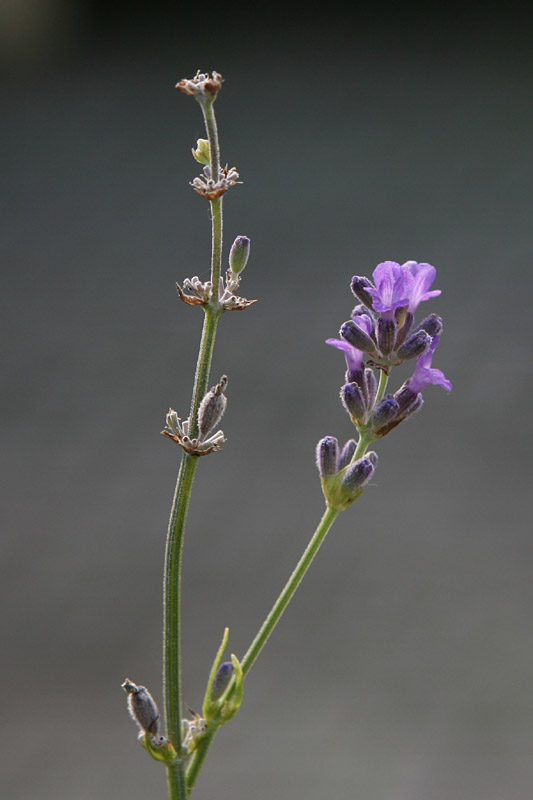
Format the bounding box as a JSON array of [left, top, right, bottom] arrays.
[[340, 320, 376, 353], [122, 679, 160, 735], [413, 313, 443, 338], [350, 276, 374, 309], [198, 375, 228, 441], [394, 385, 420, 415], [366, 451, 378, 468], [376, 390, 423, 436], [372, 397, 400, 433], [396, 330, 431, 361], [363, 368, 378, 408], [228, 236, 250, 276], [338, 439, 357, 470], [342, 454, 377, 492], [341, 383, 366, 424], [377, 317, 397, 357], [211, 662, 234, 700], [316, 436, 339, 477]]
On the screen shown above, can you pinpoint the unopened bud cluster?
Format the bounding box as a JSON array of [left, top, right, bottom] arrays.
[[316, 436, 378, 510]]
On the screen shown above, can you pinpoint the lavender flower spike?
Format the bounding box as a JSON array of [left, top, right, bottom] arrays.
[[406, 336, 452, 394]]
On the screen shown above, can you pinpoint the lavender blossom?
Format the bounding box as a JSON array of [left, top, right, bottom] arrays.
[[365, 260, 441, 318], [406, 336, 452, 394], [365, 261, 413, 320], [402, 261, 441, 313]]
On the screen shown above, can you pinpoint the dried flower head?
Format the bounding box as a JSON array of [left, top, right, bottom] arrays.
[[176, 71, 223, 99], [191, 165, 241, 200]]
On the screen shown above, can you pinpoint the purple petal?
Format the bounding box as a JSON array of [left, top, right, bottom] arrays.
[[407, 336, 452, 393], [402, 261, 441, 313], [367, 261, 413, 318], [350, 309, 374, 336], [326, 337, 365, 376]]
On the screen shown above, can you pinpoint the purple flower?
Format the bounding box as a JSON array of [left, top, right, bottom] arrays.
[[402, 261, 441, 313], [365, 261, 413, 320], [326, 312, 374, 376], [365, 260, 441, 319], [406, 336, 452, 394]]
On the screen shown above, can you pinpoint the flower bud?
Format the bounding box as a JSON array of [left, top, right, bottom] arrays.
[[210, 662, 234, 700], [340, 320, 376, 353], [377, 317, 397, 357], [228, 236, 251, 276], [338, 438, 357, 469], [394, 385, 419, 415], [413, 313, 443, 338], [122, 679, 160, 735], [363, 368, 378, 407], [366, 450, 378, 468], [342, 453, 377, 492], [341, 383, 366, 425], [376, 390, 423, 436], [198, 375, 228, 441], [350, 276, 374, 309], [316, 436, 339, 477], [192, 138, 211, 165], [396, 329, 431, 361], [372, 397, 400, 434]]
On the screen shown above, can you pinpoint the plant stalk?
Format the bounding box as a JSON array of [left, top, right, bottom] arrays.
[[163, 92, 224, 800]]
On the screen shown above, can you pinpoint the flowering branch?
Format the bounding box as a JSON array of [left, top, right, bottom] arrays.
[[122, 73, 452, 800]]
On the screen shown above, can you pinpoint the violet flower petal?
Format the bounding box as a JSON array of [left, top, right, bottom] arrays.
[[326, 337, 365, 376], [402, 261, 441, 313], [367, 261, 413, 319], [407, 336, 452, 394]]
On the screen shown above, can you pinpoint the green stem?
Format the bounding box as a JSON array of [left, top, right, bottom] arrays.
[[186, 504, 341, 792], [163, 93, 224, 800], [240, 505, 340, 676], [375, 368, 389, 403]]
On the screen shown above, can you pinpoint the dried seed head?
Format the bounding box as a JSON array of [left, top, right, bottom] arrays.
[[176, 71, 223, 98]]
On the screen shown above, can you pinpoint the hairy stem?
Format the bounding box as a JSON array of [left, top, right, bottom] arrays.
[[163, 92, 224, 800]]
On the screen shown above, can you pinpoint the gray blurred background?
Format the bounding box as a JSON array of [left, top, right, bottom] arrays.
[[2, 2, 532, 798]]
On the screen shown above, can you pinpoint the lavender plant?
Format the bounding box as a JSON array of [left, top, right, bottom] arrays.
[[122, 71, 452, 800]]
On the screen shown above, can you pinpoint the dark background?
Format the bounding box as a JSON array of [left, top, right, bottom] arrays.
[[2, 3, 532, 798]]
